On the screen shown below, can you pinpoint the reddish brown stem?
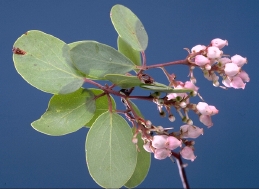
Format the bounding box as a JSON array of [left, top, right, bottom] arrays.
[[137, 59, 189, 70], [171, 151, 190, 189]]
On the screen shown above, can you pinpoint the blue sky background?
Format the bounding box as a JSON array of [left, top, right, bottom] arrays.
[[1, 1, 259, 188]]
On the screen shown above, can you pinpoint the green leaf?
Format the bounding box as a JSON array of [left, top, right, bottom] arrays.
[[13, 30, 84, 94], [104, 74, 143, 88], [125, 132, 151, 188], [70, 41, 135, 79], [140, 82, 193, 93], [111, 4, 148, 51], [125, 100, 151, 188], [31, 88, 95, 136], [86, 111, 137, 188], [118, 36, 141, 66], [85, 88, 116, 127]]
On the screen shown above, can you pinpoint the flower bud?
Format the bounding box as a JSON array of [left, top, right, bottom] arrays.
[[191, 45, 206, 53], [238, 70, 250, 82], [180, 146, 196, 161], [152, 135, 168, 149], [211, 38, 228, 49], [180, 125, 203, 138], [143, 142, 153, 153], [224, 63, 240, 76], [230, 76, 246, 89], [154, 148, 171, 160], [195, 55, 210, 66], [199, 114, 213, 127], [166, 136, 181, 150], [231, 54, 247, 67], [207, 46, 222, 59]]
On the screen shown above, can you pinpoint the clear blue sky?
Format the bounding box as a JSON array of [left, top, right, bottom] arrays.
[[1, 1, 259, 188]]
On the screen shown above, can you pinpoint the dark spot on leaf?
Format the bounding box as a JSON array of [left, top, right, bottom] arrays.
[[12, 47, 26, 55], [34, 64, 37, 66], [24, 32, 28, 35]]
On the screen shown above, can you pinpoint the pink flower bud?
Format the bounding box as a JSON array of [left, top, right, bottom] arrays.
[[143, 142, 153, 153], [184, 81, 199, 91], [154, 148, 171, 160], [196, 102, 218, 116], [152, 135, 168, 149], [231, 54, 247, 67], [224, 63, 240, 76], [180, 125, 203, 139], [199, 114, 213, 127], [230, 76, 246, 89], [211, 38, 228, 49], [180, 146, 196, 161], [191, 45, 206, 53], [222, 77, 231, 88], [166, 136, 181, 150], [238, 70, 250, 82], [219, 57, 231, 66], [207, 46, 222, 59], [195, 55, 210, 66]]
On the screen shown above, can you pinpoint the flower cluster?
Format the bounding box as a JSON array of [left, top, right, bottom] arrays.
[[190, 38, 250, 89], [142, 124, 203, 161]]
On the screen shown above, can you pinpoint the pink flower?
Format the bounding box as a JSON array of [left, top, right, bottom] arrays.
[[207, 46, 222, 59], [219, 57, 231, 66], [184, 81, 199, 91], [180, 125, 203, 139], [180, 146, 196, 161], [224, 63, 240, 76], [143, 142, 153, 153], [231, 54, 247, 67], [211, 38, 228, 49], [196, 102, 218, 116], [199, 114, 213, 127], [152, 135, 168, 149], [166, 136, 181, 150], [191, 45, 206, 53], [222, 77, 231, 88], [154, 148, 171, 160], [207, 47, 222, 59], [230, 76, 246, 89], [195, 55, 210, 66], [238, 70, 250, 82]]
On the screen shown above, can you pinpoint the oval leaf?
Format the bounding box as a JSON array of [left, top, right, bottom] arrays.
[[70, 41, 135, 79], [125, 132, 151, 188], [86, 112, 137, 188], [140, 82, 193, 93], [31, 88, 95, 136], [13, 30, 84, 94], [118, 36, 141, 66], [85, 88, 116, 127], [125, 101, 151, 188], [104, 74, 143, 88], [111, 4, 148, 51]]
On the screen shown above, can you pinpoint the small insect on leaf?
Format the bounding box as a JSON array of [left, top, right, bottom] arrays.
[[12, 47, 26, 55]]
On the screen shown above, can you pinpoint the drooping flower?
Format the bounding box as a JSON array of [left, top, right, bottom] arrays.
[[154, 148, 171, 160], [166, 136, 181, 150], [231, 54, 247, 67], [196, 102, 219, 116], [224, 63, 240, 77], [211, 38, 228, 49], [180, 146, 196, 161], [180, 125, 203, 139], [207, 46, 222, 59]]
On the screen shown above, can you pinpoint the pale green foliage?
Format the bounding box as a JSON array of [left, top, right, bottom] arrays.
[[32, 88, 95, 136], [12, 4, 180, 188], [13, 30, 84, 94], [86, 112, 137, 188]]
